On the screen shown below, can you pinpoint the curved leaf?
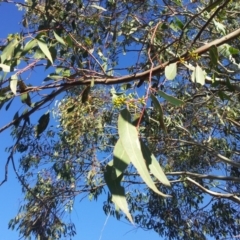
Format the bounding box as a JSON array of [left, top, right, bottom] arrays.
[[165, 62, 177, 80], [157, 90, 184, 106], [10, 74, 18, 95], [150, 94, 166, 132], [35, 112, 50, 137], [1, 38, 19, 63], [0, 63, 11, 72], [113, 140, 131, 179], [118, 109, 170, 197], [104, 164, 133, 223], [140, 140, 170, 187], [21, 93, 31, 107], [53, 31, 66, 46], [37, 39, 53, 64], [195, 65, 205, 85]]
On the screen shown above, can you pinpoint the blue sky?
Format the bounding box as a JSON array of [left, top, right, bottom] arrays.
[[0, 2, 163, 240]]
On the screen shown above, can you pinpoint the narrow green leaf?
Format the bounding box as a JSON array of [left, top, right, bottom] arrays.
[[1, 39, 19, 63], [10, 74, 18, 95], [53, 31, 66, 46], [35, 112, 50, 137], [150, 94, 166, 132], [209, 45, 218, 68], [37, 39, 53, 64], [5, 98, 14, 111], [44, 74, 63, 81], [90, 4, 107, 11], [82, 85, 91, 103], [229, 46, 239, 55], [157, 90, 184, 106], [0, 64, 11, 72], [165, 62, 177, 80], [140, 140, 171, 187], [113, 140, 131, 179], [21, 93, 31, 107], [104, 164, 133, 223], [22, 39, 37, 55], [13, 111, 20, 128], [195, 65, 205, 85], [118, 109, 170, 197]]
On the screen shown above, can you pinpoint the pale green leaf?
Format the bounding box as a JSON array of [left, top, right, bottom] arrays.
[[195, 65, 205, 85], [10, 74, 18, 95], [90, 4, 107, 11], [1, 39, 19, 63], [53, 31, 66, 46], [37, 39, 53, 64], [104, 164, 133, 223], [140, 140, 171, 187], [0, 64, 11, 72], [118, 109, 170, 197], [213, 19, 225, 35], [22, 39, 37, 55], [165, 62, 177, 80], [157, 90, 184, 106], [113, 140, 131, 179]]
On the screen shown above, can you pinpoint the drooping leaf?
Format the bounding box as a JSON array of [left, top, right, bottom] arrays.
[[140, 140, 171, 187], [0, 63, 11, 72], [229, 46, 239, 55], [5, 98, 14, 111], [213, 19, 226, 35], [1, 38, 19, 63], [113, 140, 131, 179], [82, 85, 91, 103], [53, 31, 66, 46], [44, 74, 63, 81], [118, 109, 170, 197], [157, 90, 184, 106], [37, 39, 53, 64], [90, 4, 107, 11], [150, 94, 166, 132], [104, 164, 133, 223], [13, 111, 20, 128], [22, 39, 37, 55], [209, 45, 218, 68], [35, 112, 50, 137], [21, 93, 31, 107], [195, 65, 205, 85], [10, 74, 18, 95], [165, 62, 177, 80]]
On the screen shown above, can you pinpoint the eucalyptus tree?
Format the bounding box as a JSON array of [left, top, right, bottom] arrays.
[[1, 0, 240, 239]]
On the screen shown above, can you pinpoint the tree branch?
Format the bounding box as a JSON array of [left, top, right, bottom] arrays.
[[166, 171, 240, 183], [66, 27, 240, 85], [186, 177, 240, 204]]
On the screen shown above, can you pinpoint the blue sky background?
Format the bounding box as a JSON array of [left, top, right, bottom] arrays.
[[0, 2, 162, 240]]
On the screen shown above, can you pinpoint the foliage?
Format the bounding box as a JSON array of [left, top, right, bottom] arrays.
[[1, 0, 240, 239]]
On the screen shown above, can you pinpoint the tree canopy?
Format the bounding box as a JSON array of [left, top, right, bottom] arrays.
[[1, 0, 240, 239]]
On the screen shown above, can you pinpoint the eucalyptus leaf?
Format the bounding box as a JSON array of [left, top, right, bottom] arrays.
[[150, 94, 166, 132], [140, 140, 171, 187], [10, 74, 18, 95], [157, 90, 184, 106], [35, 112, 50, 137], [104, 164, 133, 223], [113, 140, 131, 179], [118, 109, 170, 197], [37, 39, 53, 64], [53, 31, 66, 46], [0, 63, 11, 72], [165, 63, 177, 80]]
